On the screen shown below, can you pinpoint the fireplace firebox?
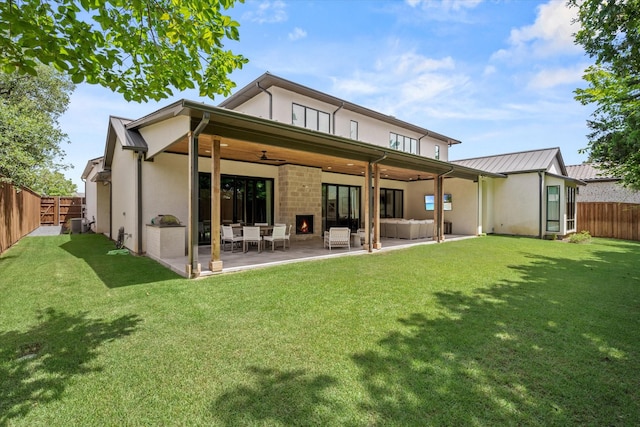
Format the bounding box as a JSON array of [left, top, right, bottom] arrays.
[[296, 215, 314, 235]]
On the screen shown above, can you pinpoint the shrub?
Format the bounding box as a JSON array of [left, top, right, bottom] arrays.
[[568, 230, 592, 244]]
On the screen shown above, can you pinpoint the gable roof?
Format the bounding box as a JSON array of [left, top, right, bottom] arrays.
[[104, 116, 147, 167], [452, 147, 567, 175], [566, 163, 619, 182], [218, 72, 461, 146]]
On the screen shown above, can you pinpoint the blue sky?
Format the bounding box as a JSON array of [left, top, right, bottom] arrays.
[[60, 0, 593, 190]]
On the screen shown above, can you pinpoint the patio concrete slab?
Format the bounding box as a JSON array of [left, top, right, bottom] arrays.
[[154, 234, 475, 278]]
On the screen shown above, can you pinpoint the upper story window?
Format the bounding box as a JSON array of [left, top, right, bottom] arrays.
[[435, 145, 440, 160], [350, 120, 358, 140], [389, 132, 418, 155], [292, 103, 330, 133]]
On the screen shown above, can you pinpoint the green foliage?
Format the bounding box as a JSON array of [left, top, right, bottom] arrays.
[[571, 0, 640, 189], [0, 0, 248, 102], [31, 168, 77, 196], [568, 230, 592, 244], [0, 65, 74, 191]]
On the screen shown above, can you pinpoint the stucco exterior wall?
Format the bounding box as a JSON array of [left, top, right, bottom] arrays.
[[578, 181, 640, 203], [110, 147, 138, 251], [442, 178, 479, 236], [492, 173, 541, 236], [95, 182, 110, 235], [229, 86, 448, 161], [139, 115, 190, 159]]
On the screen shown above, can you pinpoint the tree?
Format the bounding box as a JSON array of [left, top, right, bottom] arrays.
[[0, 0, 248, 102], [0, 64, 76, 193], [31, 169, 78, 196], [571, 0, 640, 189]]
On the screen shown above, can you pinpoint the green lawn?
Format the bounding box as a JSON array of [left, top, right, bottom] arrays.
[[1, 233, 639, 426]]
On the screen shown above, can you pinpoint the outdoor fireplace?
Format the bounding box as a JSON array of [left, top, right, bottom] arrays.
[[296, 215, 314, 235]]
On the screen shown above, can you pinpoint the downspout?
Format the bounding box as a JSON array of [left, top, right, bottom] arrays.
[[257, 83, 272, 120], [108, 175, 112, 239], [137, 151, 143, 254], [332, 102, 344, 135], [188, 112, 211, 277], [368, 151, 388, 252], [418, 133, 429, 156], [538, 171, 543, 239]]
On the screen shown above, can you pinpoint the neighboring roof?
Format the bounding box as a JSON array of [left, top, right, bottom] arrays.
[[452, 147, 567, 175], [566, 163, 619, 182], [218, 72, 462, 145]]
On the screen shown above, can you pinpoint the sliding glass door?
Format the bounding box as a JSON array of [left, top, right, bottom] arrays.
[[322, 184, 361, 232], [199, 173, 274, 244]]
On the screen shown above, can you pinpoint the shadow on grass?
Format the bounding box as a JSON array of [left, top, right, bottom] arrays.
[[211, 366, 341, 426], [0, 308, 142, 426], [60, 234, 180, 288], [352, 245, 640, 425]]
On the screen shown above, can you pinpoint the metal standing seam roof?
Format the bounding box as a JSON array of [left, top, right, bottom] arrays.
[[566, 163, 619, 181], [452, 147, 564, 175]]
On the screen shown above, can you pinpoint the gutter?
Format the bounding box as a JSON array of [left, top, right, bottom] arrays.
[[368, 151, 388, 252], [257, 82, 273, 120]]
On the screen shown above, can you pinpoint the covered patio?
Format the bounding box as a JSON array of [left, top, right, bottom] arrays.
[[155, 233, 475, 277], [121, 100, 500, 278]]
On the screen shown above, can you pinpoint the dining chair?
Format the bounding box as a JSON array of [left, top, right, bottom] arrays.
[[221, 225, 243, 252], [243, 226, 262, 253], [263, 225, 287, 251], [283, 224, 292, 249]]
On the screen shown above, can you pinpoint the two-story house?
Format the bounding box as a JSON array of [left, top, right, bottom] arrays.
[[84, 72, 579, 277]]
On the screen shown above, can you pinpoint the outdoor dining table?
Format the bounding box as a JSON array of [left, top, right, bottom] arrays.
[[231, 225, 274, 236]]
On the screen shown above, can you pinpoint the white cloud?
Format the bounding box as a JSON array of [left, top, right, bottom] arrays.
[[494, 0, 582, 61], [406, 0, 483, 11], [243, 0, 287, 24], [527, 64, 586, 90], [288, 27, 307, 41]]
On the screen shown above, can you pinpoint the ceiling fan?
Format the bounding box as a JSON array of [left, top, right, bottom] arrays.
[[257, 150, 286, 163]]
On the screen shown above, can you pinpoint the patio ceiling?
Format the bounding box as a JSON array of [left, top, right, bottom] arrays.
[[129, 99, 503, 182]]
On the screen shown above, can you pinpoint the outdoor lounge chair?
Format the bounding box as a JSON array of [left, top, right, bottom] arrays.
[[324, 227, 351, 250], [263, 225, 287, 251]]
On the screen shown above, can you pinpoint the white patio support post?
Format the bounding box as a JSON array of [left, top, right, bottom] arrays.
[[209, 137, 223, 272], [364, 162, 371, 252], [373, 163, 382, 249]]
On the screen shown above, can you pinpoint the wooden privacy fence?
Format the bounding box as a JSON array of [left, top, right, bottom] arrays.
[[1, 182, 41, 254], [40, 196, 84, 226], [577, 202, 640, 241]]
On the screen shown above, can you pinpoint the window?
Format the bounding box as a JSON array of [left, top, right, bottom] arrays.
[[292, 103, 330, 133], [425, 194, 452, 211], [350, 120, 358, 140], [435, 145, 440, 160], [380, 188, 403, 218], [566, 186, 576, 231], [546, 185, 560, 232], [389, 132, 418, 155]]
